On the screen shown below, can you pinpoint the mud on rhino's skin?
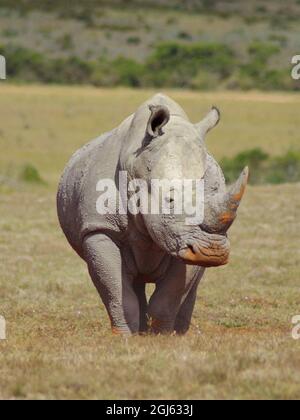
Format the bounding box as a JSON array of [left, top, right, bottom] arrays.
[[57, 93, 248, 336]]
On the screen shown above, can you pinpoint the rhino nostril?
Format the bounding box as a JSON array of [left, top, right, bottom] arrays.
[[187, 245, 195, 255], [187, 244, 199, 256]]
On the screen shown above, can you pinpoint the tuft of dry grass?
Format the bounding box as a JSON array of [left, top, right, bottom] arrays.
[[0, 86, 300, 400]]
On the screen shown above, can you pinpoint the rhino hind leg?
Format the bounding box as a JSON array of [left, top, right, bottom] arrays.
[[133, 281, 148, 333], [174, 273, 203, 335], [83, 233, 140, 335]]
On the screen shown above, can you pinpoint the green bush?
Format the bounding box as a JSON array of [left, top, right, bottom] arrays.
[[221, 148, 269, 184], [237, 42, 285, 90], [0, 45, 93, 84], [177, 31, 192, 40], [248, 42, 280, 64], [47, 57, 92, 84], [145, 42, 236, 88], [221, 149, 300, 185], [111, 57, 145, 87], [268, 34, 288, 47], [266, 151, 300, 184], [20, 164, 46, 185], [90, 57, 144, 88], [2, 28, 18, 37], [191, 71, 220, 90], [58, 34, 74, 51], [127, 36, 141, 45], [0, 45, 47, 80]]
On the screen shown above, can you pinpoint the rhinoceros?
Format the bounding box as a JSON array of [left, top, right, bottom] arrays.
[[57, 94, 248, 336]]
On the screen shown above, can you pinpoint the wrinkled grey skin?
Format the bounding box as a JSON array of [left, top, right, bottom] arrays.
[[57, 94, 248, 335]]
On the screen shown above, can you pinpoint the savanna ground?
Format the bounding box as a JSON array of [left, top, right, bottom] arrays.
[[0, 85, 299, 399]]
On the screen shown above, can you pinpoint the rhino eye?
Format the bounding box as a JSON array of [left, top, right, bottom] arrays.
[[165, 196, 175, 210]]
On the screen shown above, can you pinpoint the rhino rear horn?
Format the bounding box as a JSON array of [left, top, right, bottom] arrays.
[[196, 107, 221, 138], [147, 105, 170, 138]]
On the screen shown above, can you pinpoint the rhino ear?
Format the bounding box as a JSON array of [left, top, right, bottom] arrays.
[[196, 106, 220, 138], [147, 105, 170, 138]]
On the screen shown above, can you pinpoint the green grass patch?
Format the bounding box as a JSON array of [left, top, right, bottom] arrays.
[[19, 164, 46, 185]]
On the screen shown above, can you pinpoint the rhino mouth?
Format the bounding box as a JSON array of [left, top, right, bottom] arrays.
[[178, 233, 230, 268]]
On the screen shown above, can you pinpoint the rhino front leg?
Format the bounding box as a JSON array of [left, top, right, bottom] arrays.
[[174, 268, 205, 335], [83, 233, 140, 335], [148, 261, 201, 335]]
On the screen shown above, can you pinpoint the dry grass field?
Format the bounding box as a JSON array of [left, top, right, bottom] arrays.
[[0, 85, 299, 399]]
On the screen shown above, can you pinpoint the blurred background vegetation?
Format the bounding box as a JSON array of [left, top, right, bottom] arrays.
[[221, 149, 300, 185], [1, 0, 300, 185], [0, 0, 299, 90]]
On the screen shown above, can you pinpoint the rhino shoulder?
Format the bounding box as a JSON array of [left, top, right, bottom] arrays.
[[57, 121, 131, 258]]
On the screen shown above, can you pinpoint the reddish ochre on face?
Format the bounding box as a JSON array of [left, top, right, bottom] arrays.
[[181, 245, 229, 268]]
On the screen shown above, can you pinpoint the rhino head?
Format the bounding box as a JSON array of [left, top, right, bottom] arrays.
[[119, 94, 248, 268]]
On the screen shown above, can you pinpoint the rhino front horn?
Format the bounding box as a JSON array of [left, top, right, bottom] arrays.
[[203, 167, 249, 233]]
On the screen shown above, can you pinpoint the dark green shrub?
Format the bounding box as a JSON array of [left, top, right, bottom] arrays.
[[256, 6, 267, 14], [269, 15, 290, 30], [0, 45, 47, 81], [221, 149, 300, 185], [58, 34, 74, 51], [91, 57, 145, 87], [238, 42, 282, 90], [2, 29, 18, 37], [221, 148, 269, 184], [20, 164, 46, 185], [127, 36, 141, 45], [166, 17, 178, 25], [100, 23, 135, 32], [268, 34, 288, 47], [248, 42, 280, 64], [266, 151, 300, 184], [48, 57, 92, 84], [111, 57, 145, 87], [146, 42, 236, 88], [177, 31, 192, 41], [58, 7, 95, 26]]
